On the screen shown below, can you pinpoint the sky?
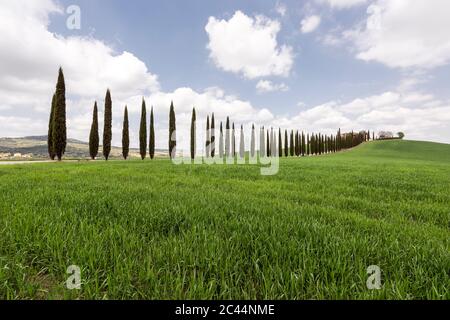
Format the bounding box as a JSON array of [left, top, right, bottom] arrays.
[[0, 0, 450, 153]]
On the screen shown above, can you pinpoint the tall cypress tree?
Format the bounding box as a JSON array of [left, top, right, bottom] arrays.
[[169, 101, 176, 159], [190, 107, 196, 160], [284, 130, 288, 157], [211, 113, 215, 158], [272, 128, 276, 157], [266, 129, 270, 157], [301, 132, 305, 156], [239, 125, 245, 158], [307, 133, 310, 155], [260, 126, 265, 157], [122, 106, 129, 160], [103, 89, 112, 160], [205, 115, 210, 158], [52, 67, 67, 161], [225, 117, 230, 157], [89, 101, 99, 160], [278, 128, 282, 157], [337, 128, 341, 151], [139, 99, 147, 160], [289, 130, 294, 157], [232, 123, 236, 156], [149, 106, 155, 160], [318, 133, 322, 155], [219, 122, 224, 158], [48, 93, 56, 160], [251, 124, 255, 157]]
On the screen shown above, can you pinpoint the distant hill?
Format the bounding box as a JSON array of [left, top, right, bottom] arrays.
[[0, 136, 166, 159], [346, 139, 450, 163]]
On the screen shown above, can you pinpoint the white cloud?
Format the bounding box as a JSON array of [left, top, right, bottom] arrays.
[[317, 0, 368, 9], [205, 11, 294, 79], [0, 0, 159, 113], [256, 80, 289, 93], [260, 88, 450, 144], [275, 2, 287, 17], [301, 15, 321, 33], [349, 0, 450, 69]]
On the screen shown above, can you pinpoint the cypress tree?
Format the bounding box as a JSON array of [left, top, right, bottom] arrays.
[[139, 99, 147, 160], [272, 129, 277, 157], [89, 101, 99, 160], [205, 115, 210, 158], [294, 131, 298, 156], [272, 128, 276, 157], [149, 106, 155, 160], [239, 125, 245, 158], [316, 134, 320, 155], [266, 129, 270, 157], [260, 126, 265, 157], [219, 122, 224, 158], [251, 124, 255, 157], [103, 89, 112, 160], [307, 133, 310, 155], [232, 123, 236, 156], [169, 101, 176, 159], [268, 129, 272, 157], [318, 133, 322, 155], [290, 130, 294, 157], [278, 128, 282, 157], [225, 117, 230, 157], [337, 128, 341, 151], [122, 106, 129, 160], [284, 130, 288, 157], [52, 67, 67, 161], [301, 132, 305, 156], [190, 107, 196, 160], [322, 135, 325, 154], [211, 113, 215, 158], [48, 93, 56, 160]]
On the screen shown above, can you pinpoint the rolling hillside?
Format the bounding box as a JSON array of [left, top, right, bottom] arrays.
[[0, 136, 166, 159]]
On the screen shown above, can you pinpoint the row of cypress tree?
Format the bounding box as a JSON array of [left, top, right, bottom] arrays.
[[48, 68, 371, 161], [189, 110, 371, 159]]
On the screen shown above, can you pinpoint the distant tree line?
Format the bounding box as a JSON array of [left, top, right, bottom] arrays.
[[47, 68, 376, 161]]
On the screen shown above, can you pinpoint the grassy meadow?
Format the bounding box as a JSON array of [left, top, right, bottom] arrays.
[[0, 140, 449, 299]]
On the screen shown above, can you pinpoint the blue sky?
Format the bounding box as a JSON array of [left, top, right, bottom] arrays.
[[0, 0, 449, 149], [50, 0, 400, 112]]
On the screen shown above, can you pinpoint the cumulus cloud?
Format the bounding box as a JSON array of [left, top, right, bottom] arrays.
[[317, 0, 368, 9], [287, 91, 450, 143], [348, 0, 450, 69], [256, 80, 289, 93], [275, 2, 287, 17], [205, 11, 294, 79], [301, 15, 321, 33], [0, 0, 158, 137], [0, 0, 159, 113]]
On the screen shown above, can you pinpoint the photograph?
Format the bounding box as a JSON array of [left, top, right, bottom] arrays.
[[0, 0, 448, 314]]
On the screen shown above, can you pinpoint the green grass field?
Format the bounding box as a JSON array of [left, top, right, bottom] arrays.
[[0, 140, 449, 299]]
